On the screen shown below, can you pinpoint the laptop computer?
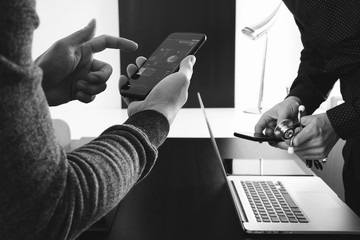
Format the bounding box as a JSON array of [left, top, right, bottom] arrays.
[[197, 92, 360, 234]]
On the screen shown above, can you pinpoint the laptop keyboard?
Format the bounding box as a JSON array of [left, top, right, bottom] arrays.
[[241, 181, 309, 223]]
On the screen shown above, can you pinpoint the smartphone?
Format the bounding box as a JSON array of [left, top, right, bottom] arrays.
[[120, 32, 207, 100], [233, 132, 283, 142]]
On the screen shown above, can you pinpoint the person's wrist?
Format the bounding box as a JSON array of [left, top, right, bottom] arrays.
[[149, 105, 178, 125], [127, 95, 182, 125], [140, 104, 178, 125]]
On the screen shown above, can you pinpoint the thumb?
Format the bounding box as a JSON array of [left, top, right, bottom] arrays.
[[277, 113, 289, 125], [178, 55, 196, 80], [65, 19, 96, 46], [277, 105, 298, 125]]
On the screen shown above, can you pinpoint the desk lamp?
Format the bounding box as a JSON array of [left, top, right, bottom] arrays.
[[242, 2, 282, 114]]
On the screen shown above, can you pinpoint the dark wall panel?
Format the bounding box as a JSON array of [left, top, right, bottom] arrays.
[[119, 0, 235, 108]]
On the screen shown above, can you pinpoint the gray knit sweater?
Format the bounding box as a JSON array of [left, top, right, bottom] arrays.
[[0, 1, 169, 239]]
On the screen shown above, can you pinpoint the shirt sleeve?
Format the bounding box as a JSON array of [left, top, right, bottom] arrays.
[[286, 20, 339, 115], [0, 1, 169, 240], [327, 98, 360, 140], [46, 110, 169, 240]]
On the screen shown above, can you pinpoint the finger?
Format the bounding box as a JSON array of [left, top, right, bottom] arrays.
[[264, 127, 276, 136], [272, 141, 290, 150], [302, 152, 327, 160], [126, 64, 139, 77], [291, 125, 313, 147], [314, 160, 323, 170], [291, 116, 315, 147], [136, 56, 147, 68], [277, 101, 299, 124], [306, 160, 313, 168], [299, 115, 312, 127], [75, 91, 96, 103], [118, 75, 132, 106], [85, 59, 113, 84], [63, 19, 97, 46], [76, 80, 107, 95], [255, 115, 276, 133], [277, 111, 293, 125], [85, 34, 138, 53], [178, 55, 196, 80], [126, 57, 147, 77], [294, 140, 328, 159], [119, 75, 129, 89]]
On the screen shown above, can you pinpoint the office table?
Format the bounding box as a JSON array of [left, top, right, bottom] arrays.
[[77, 138, 359, 240]]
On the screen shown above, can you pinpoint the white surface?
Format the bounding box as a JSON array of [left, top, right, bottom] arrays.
[[49, 107, 262, 140], [231, 159, 309, 175]]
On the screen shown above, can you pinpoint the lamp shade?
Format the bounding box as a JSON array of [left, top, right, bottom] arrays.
[[242, 2, 282, 40]]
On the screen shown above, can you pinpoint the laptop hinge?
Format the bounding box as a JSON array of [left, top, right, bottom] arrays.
[[229, 180, 248, 223]]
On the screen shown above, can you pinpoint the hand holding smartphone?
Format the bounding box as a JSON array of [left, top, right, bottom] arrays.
[[120, 32, 207, 100]]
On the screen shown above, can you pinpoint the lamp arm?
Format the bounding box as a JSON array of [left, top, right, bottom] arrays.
[[242, 2, 282, 40]]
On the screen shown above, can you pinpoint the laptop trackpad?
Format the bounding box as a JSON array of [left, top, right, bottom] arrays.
[[298, 192, 340, 208]]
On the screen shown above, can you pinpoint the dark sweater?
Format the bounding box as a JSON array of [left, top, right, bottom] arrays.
[[0, 1, 169, 239]]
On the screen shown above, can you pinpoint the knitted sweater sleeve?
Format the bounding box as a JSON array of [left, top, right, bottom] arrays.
[[0, 1, 169, 240]]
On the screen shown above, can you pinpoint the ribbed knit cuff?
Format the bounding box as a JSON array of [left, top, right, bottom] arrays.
[[124, 110, 170, 148]]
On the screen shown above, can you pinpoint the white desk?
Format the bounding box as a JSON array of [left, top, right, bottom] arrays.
[[50, 108, 262, 140]]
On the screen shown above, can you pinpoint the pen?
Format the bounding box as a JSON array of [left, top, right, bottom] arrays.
[[298, 105, 305, 128]]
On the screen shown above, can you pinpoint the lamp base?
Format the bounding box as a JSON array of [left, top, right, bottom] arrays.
[[243, 107, 266, 114]]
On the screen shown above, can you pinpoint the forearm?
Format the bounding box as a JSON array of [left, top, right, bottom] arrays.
[[46, 110, 169, 240], [1, 73, 169, 240]]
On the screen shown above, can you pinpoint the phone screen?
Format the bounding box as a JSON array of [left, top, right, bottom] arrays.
[[234, 132, 283, 142], [121, 32, 206, 99]]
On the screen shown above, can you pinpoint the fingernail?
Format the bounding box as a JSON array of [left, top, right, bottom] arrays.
[[189, 55, 196, 64]]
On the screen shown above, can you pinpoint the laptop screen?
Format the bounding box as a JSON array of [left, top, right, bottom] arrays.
[[198, 92, 229, 179]]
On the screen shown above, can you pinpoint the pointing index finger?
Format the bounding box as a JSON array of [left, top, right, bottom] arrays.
[[85, 35, 138, 53]]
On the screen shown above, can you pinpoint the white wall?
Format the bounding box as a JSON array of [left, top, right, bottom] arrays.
[[33, 0, 121, 110], [235, 0, 301, 110], [235, 0, 340, 111]]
